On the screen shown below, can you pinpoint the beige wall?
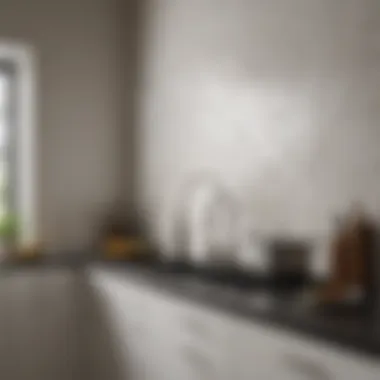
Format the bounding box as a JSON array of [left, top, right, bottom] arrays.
[[137, 0, 380, 268], [0, 0, 134, 250]]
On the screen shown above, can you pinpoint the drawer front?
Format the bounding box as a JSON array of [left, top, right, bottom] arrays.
[[174, 344, 224, 380], [141, 289, 234, 345], [229, 318, 380, 380], [89, 269, 233, 346], [126, 286, 233, 379], [277, 339, 379, 380]]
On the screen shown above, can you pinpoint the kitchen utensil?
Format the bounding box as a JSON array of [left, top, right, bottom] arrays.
[[169, 172, 240, 267]]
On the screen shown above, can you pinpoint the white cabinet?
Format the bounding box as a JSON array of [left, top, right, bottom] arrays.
[[88, 269, 234, 380], [89, 268, 380, 380], [89, 271, 158, 380], [227, 313, 380, 380]]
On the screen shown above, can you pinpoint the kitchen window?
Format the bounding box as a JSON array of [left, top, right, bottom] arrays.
[[0, 43, 37, 256]]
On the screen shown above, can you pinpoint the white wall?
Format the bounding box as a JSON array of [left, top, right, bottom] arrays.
[[0, 0, 131, 250], [136, 0, 380, 271]]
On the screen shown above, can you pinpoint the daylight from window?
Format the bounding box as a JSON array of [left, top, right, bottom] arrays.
[[0, 75, 7, 219]]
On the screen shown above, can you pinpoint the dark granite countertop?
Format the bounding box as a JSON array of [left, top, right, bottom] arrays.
[[95, 261, 380, 359]]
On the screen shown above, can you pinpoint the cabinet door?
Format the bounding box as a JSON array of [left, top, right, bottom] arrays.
[[89, 270, 161, 380], [275, 336, 380, 380], [89, 269, 242, 380], [228, 317, 380, 380], [142, 292, 234, 380], [89, 273, 135, 380]]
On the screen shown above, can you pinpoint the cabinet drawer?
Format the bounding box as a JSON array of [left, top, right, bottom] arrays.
[[278, 339, 379, 380], [229, 319, 380, 380], [143, 290, 233, 340], [167, 341, 227, 380]]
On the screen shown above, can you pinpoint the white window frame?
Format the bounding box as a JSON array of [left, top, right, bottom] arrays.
[[0, 41, 38, 247]]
